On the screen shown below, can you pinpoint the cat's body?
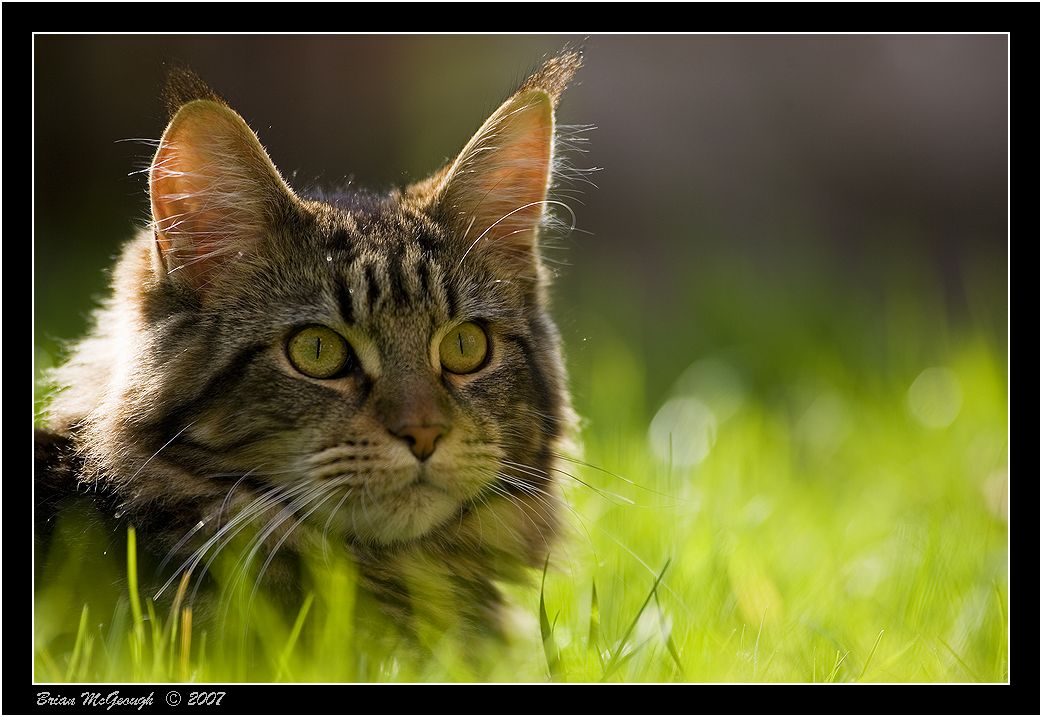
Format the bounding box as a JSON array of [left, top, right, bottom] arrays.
[[36, 51, 584, 636]]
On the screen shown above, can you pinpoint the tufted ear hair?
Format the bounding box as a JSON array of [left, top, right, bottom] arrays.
[[149, 84, 297, 291], [422, 50, 583, 278]]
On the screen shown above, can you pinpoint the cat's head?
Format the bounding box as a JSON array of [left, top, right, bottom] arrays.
[[62, 51, 584, 553]]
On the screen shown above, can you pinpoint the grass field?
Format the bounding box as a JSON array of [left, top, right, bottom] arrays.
[[33, 251, 1008, 683]]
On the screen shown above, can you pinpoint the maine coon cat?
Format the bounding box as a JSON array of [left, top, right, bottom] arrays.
[[36, 49, 585, 637]]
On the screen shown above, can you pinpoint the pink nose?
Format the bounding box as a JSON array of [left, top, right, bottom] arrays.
[[393, 424, 447, 461]]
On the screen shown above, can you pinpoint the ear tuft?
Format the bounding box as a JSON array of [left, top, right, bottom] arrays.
[[518, 48, 584, 106], [162, 65, 226, 120], [422, 49, 583, 278]]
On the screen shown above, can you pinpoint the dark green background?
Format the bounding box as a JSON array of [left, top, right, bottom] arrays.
[[34, 34, 1007, 413]]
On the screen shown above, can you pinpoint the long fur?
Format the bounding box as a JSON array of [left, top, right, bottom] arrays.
[[38, 50, 589, 638]]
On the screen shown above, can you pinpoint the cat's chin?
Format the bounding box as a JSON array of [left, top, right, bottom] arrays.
[[347, 481, 461, 546]]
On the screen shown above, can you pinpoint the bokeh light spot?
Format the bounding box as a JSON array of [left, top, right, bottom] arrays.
[[981, 468, 1008, 522], [648, 397, 717, 467], [795, 390, 851, 452], [672, 358, 746, 422], [906, 366, 962, 429]]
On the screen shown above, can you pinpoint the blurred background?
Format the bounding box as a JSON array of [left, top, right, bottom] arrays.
[[34, 35, 1006, 403]]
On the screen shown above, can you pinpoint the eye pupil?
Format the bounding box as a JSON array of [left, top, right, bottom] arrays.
[[286, 325, 351, 379], [438, 321, 488, 375]]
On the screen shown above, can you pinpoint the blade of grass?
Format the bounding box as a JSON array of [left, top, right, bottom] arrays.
[[179, 607, 193, 681], [275, 593, 314, 681], [37, 647, 62, 681], [603, 558, 671, 679], [65, 605, 90, 681], [126, 526, 146, 673], [146, 599, 163, 676], [857, 629, 885, 681], [826, 649, 849, 682], [753, 606, 767, 678], [653, 590, 684, 677], [539, 556, 561, 680], [602, 636, 654, 681], [938, 636, 982, 682], [102, 599, 130, 674], [77, 636, 95, 682], [588, 580, 602, 669], [167, 572, 191, 676]]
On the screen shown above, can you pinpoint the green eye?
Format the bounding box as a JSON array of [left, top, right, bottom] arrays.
[[439, 322, 488, 375], [287, 325, 352, 378]]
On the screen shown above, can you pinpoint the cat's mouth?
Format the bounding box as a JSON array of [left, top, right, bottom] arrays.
[[351, 481, 460, 545], [294, 465, 467, 545], [344, 465, 440, 497], [298, 442, 499, 544], [377, 468, 449, 500]]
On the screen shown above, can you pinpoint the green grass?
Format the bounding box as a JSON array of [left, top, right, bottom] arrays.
[[33, 257, 1008, 683]]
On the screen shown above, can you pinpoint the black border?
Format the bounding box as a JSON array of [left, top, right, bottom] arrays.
[[15, 4, 1035, 715]]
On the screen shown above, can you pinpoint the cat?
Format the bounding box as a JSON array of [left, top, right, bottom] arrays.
[[35, 49, 585, 638]]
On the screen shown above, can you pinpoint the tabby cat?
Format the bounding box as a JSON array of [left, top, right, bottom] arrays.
[[36, 50, 584, 637]]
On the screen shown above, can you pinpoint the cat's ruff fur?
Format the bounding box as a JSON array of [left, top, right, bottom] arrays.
[[37, 50, 584, 636]]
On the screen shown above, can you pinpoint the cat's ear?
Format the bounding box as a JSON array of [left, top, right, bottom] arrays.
[[149, 96, 297, 289], [420, 50, 582, 277]]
